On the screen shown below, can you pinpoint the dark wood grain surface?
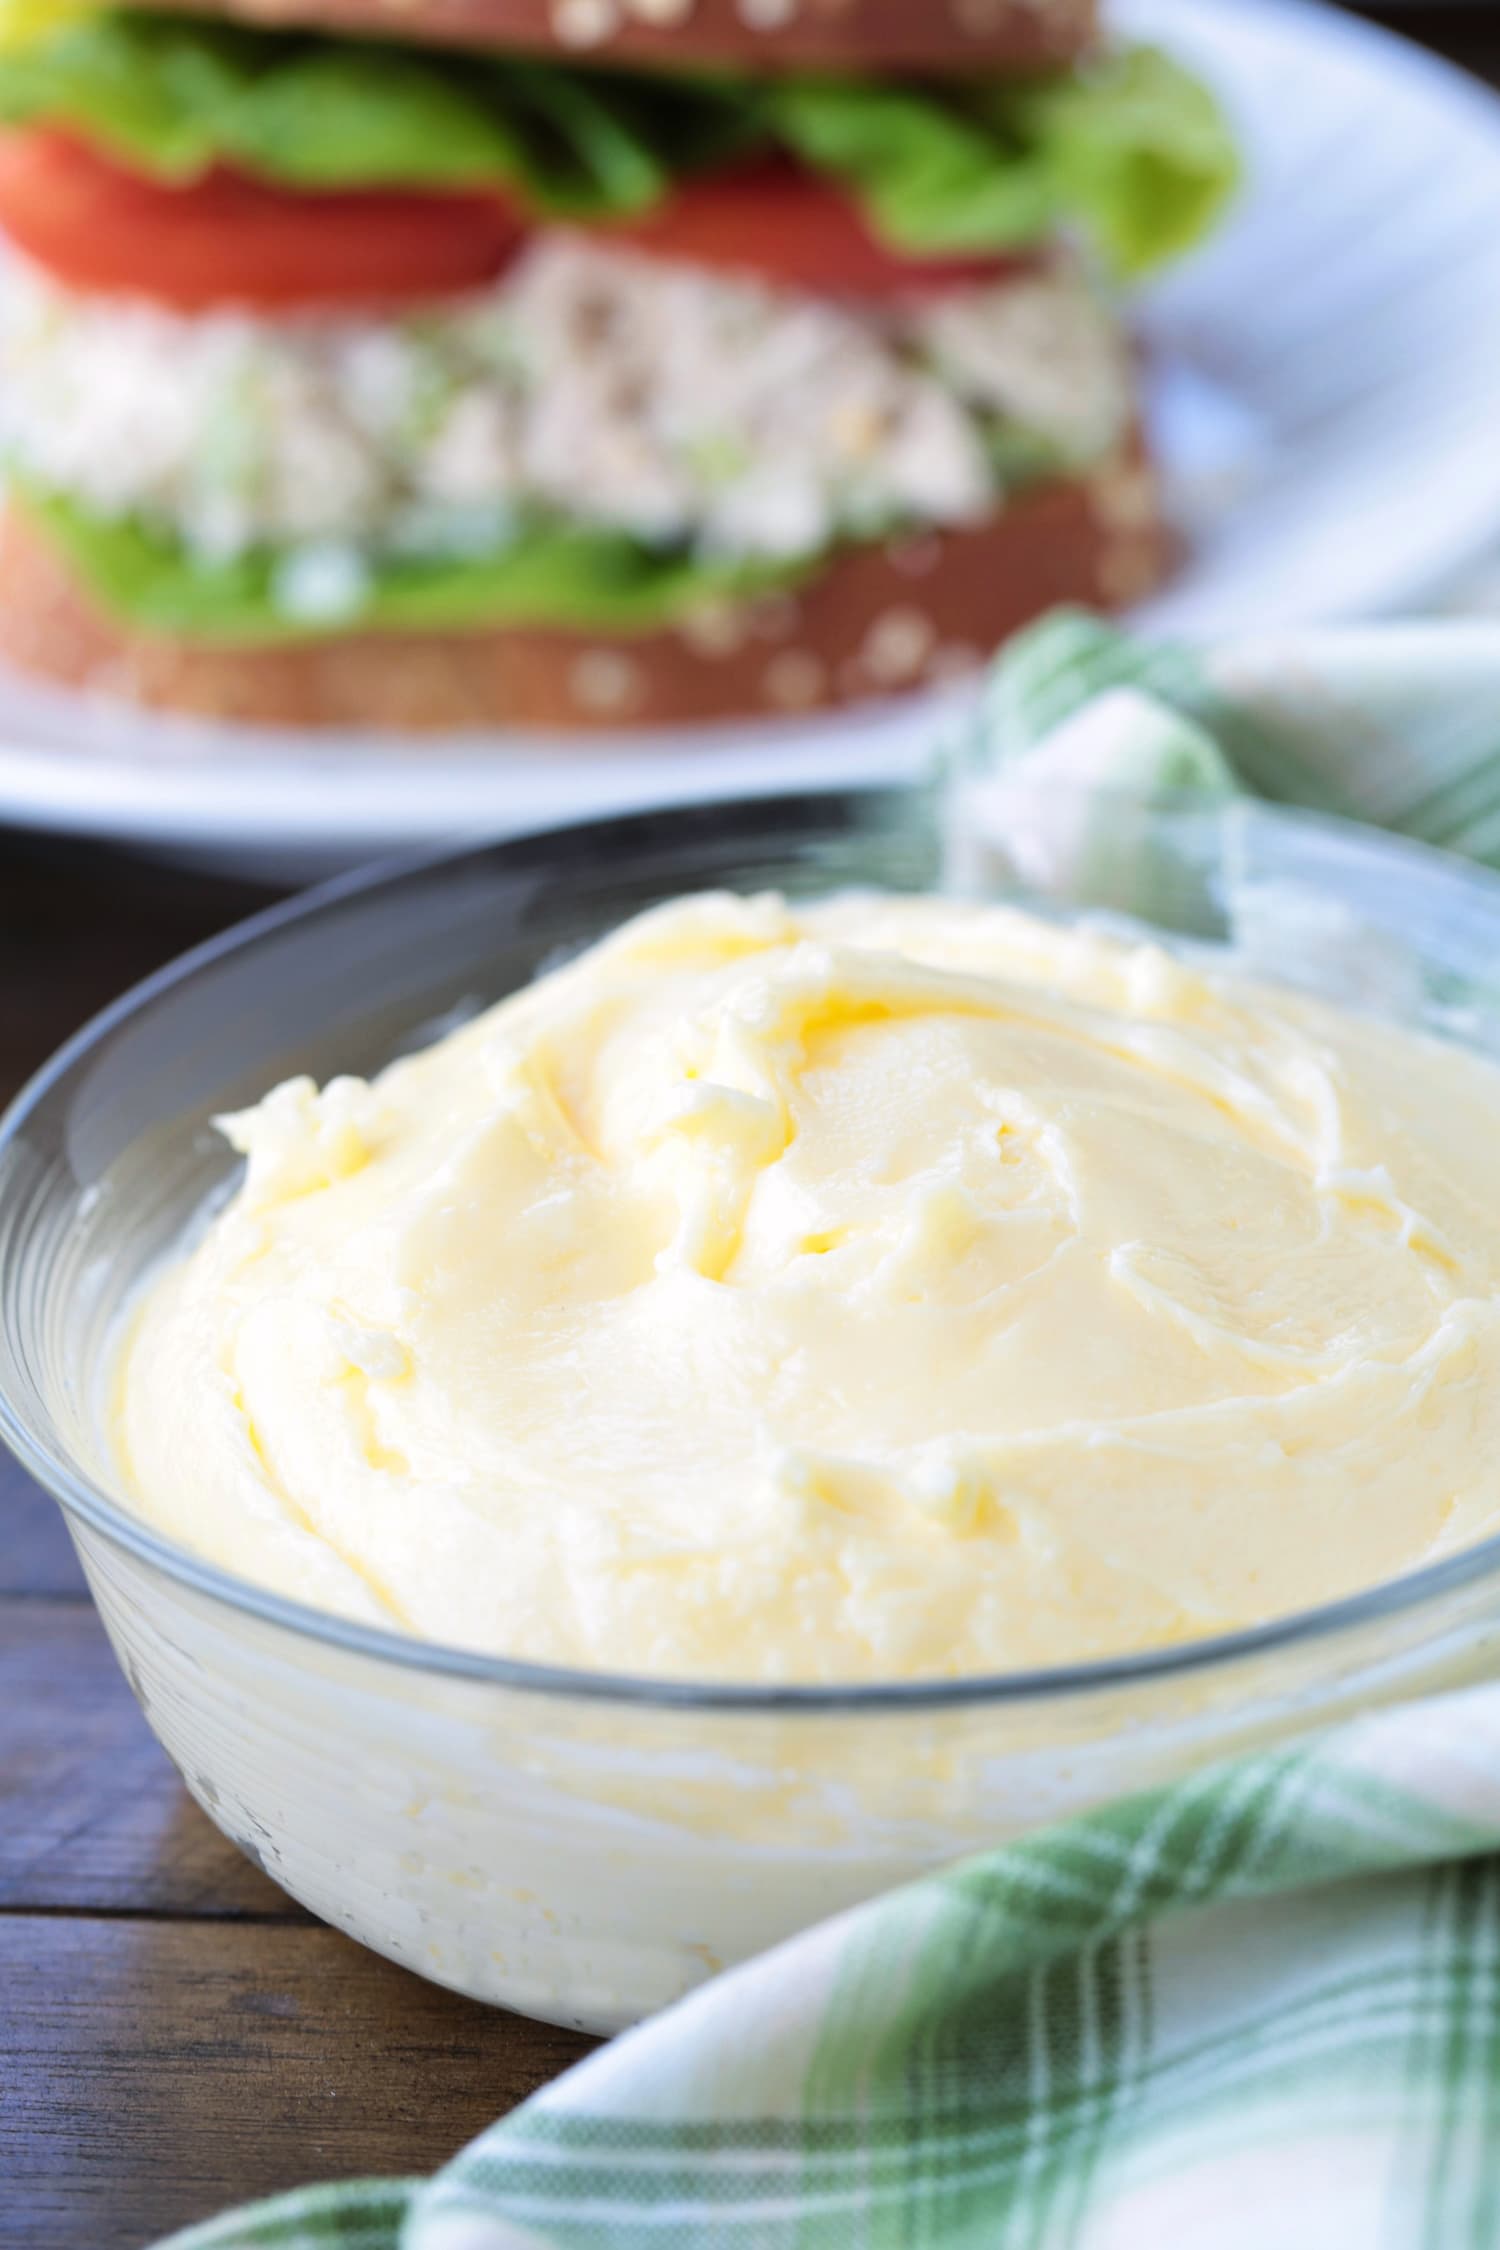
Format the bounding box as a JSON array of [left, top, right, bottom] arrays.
[[2, 12, 1498, 2239]]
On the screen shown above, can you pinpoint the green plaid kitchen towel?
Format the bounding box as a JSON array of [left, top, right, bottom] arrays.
[[153, 611, 1500, 2250], [953, 608, 1500, 857]]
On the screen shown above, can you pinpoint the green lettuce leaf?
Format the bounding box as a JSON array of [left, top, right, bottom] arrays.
[[767, 78, 1057, 255], [992, 47, 1245, 277], [17, 481, 818, 642], [774, 48, 1239, 277], [0, 14, 760, 209], [0, 11, 1237, 273]]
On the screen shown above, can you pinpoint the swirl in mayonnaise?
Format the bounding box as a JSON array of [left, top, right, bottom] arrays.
[[114, 892, 1500, 1682]]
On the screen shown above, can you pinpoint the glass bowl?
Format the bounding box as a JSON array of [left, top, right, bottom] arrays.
[[5, 783, 1500, 2036]]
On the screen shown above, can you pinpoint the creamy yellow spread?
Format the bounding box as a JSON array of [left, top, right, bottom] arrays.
[[114, 891, 1500, 1682]]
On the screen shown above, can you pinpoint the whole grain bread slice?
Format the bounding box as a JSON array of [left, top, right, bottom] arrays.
[[114, 0, 1098, 73], [0, 451, 1166, 734]]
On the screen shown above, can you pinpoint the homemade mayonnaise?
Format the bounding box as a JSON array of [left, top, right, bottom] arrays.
[[114, 891, 1500, 1682]]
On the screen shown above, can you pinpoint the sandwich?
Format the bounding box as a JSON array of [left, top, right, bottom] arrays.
[[0, 0, 1236, 730]]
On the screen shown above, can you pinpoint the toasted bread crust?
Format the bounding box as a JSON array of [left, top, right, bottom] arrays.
[[116, 0, 1098, 72], [0, 457, 1169, 733]]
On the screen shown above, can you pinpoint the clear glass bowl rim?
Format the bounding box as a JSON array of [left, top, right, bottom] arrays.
[[7, 783, 1500, 1716]]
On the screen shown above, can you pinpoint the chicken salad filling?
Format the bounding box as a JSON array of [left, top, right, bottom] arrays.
[[0, 237, 1134, 631]]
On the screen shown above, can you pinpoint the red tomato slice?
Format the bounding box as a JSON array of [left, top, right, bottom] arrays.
[[0, 131, 1023, 315], [0, 130, 527, 311], [604, 156, 1031, 299]]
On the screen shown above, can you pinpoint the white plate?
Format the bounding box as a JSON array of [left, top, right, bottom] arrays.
[[4, 0, 1500, 876]]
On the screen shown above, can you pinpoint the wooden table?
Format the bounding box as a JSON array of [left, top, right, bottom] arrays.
[[3, 13, 1500, 2238]]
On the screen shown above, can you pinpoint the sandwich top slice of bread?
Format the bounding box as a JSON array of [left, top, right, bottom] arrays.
[[113, 0, 1100, 75]]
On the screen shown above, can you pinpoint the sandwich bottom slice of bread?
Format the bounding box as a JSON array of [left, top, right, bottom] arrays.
[[0, 454, 1171, 734]]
